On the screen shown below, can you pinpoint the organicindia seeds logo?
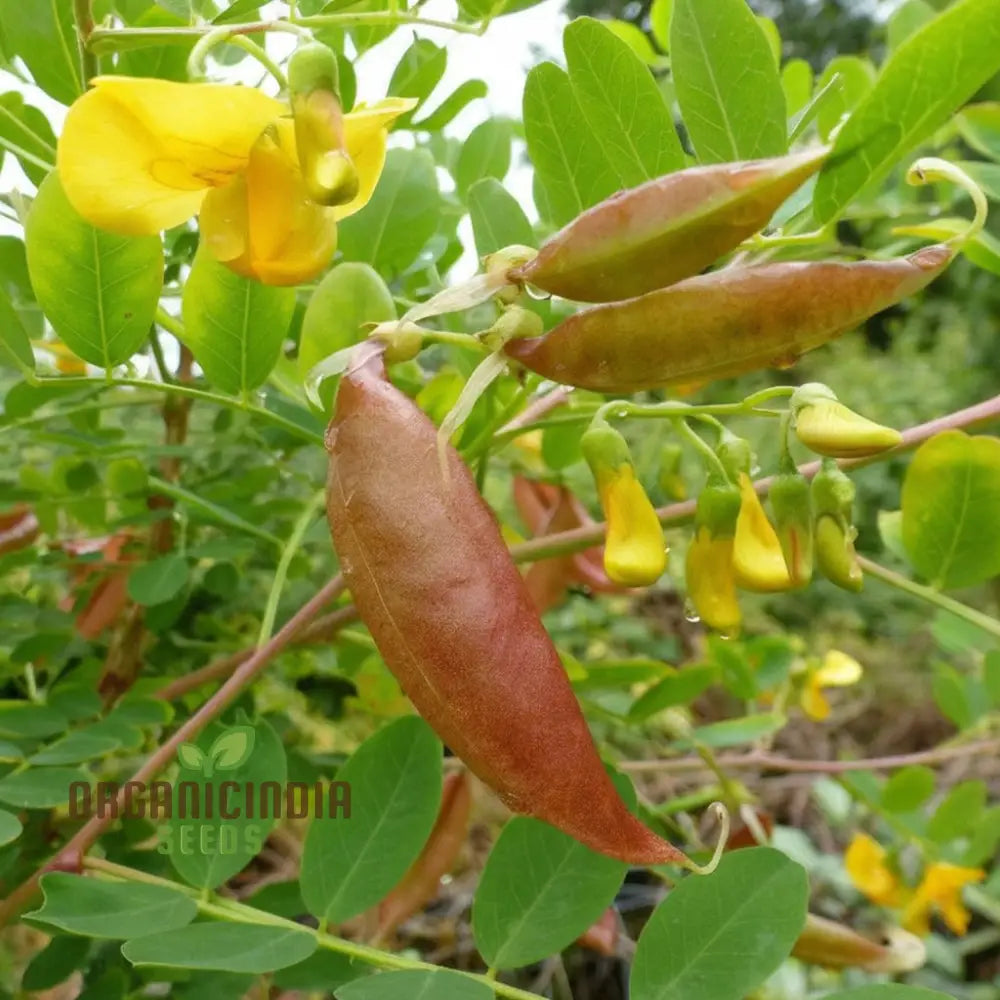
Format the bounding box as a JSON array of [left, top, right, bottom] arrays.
[[68, 719, 350, 858]]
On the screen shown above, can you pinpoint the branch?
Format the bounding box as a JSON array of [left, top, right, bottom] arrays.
[[616, 738, 1000, 776], [508, 393, 1000, 563], [0, 575, 345, 928]]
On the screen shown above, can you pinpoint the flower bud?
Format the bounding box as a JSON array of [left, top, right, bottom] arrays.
[[686, 478, 742, 632], [733, 473, 793, 592], [289, 43, 359, 207], [582, 421, 666, 587], [481, 306, 544, 352], [769, 472, 813, 586], [658, 442, 687, 501], [792, 383, 902, 458], [716, 429, 753, 481], [811, 459, 863, 591]]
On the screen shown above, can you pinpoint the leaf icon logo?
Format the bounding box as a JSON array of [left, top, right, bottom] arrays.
[[208, 726, 256, 773], [176, 726, 255, 778]]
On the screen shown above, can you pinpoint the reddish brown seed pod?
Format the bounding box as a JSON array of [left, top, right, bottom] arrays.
[[504, 246, 952, 393], [509, 148, 827, 303], [326, 345, 686, 866]]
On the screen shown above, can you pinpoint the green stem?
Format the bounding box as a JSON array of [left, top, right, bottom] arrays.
[[19, 377, 324, 446], [146, 476, 284, 549], [857, 556, 1000, 641], [0, 135, 54, 174], [73, 0, 98, 84], [188, 27, 292, 85], [293, 11, 481, 34], [257, 491, 326, 646], [674, 418, 730, 483], [155, 307, 186, 342], [84, 859, 545, 1000], [148, 330, 173, 384]]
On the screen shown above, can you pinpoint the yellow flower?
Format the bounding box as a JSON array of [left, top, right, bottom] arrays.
[[846, 833, 904, 907], [801, 650, 862, 720], [795, 398, 902, 458], [732, 473, 792, 592], [598, 464, 667, 586], [685, 526, 741, 633], [902, 863, 985, 936], [57, 76, 414, 284]]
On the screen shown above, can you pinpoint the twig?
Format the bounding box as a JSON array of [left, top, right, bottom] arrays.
[[0, 575, 345, 927], [498, 386, 572, 436], [72, 0, 97, 85], [615, 739, 1000, 775], [153, 605, 359, 701], [508, 393, 1000, 563]]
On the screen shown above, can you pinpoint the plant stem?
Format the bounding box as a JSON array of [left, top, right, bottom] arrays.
[[257, 491, 326, 646], [155, 307, 186, 342], [84, 858, 545, 1000], [0, 575, 345, 928], [73, 0, 98, 84], [857, 556, 1000, 640], [19, 377, 324, 446]]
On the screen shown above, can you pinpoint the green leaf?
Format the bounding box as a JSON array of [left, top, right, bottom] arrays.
[[782, 59, 813, 117], [958, 103, 1000, 160], [928, 779, 985, 842], [605, 19, 663, 66], [29, 731, 120, 765], [180, 248, 296, 396], [0, 92, 57, 184], [813, 0, 1000, 222], [0, 701, 65, 739], [629, 666, 716, 721], [177, 743, 206, 771], [337, 149, 440, 276], [21, 934, 91, 990], [123, 923, 317, 973], [0, 807, 21, 846], [0, 0, 81, 103], [887, 0, 937, 52], [168, 720, 287, 890], [815, 56, 876, 142], [901, 431, 1000, 589], [301, 716, 442, 925], [523, 61, 619, 226], [881, 765, 935, 812], [28, 873, 198, 938], [932, 663, 974, 729], [455, 119, 512, 197], [670, 0, 786, 162], [0, 766, 84, 808], [117, 7, 195, 81], [273, 949, 369, 991], [467, 178, 534, 258], [472, 816, 626, 968], [686, 712, 785, 748], [336, 969, 494, 1000], [298, 262, 396, 382], [822, 987, 956, 1000], [25, 172, 163, 368], [127, 554, 189, 606], [410, 80, 488, 132], [631, 848, 808, 1000], [388, 39, 446, 124], [877, 509, 908, 563], [985, 650, 1000, 706], [564, 17, 684, 186]]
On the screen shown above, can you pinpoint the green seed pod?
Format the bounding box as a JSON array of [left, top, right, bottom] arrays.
[[510, 148, 827, 302], [504, 246, 952, 393], [811, 460, 862, 591], [289, 42, 341, 101]]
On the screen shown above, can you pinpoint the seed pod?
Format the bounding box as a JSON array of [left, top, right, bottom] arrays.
[[792, 914, 925, 973], [510, 149, 827, 303], [504, 246, 952, 393], [326, 345, 687, 866]]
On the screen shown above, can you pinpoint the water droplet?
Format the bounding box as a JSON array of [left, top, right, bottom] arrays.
[[615, 406, 629, 419], [525, 284, 552, 301], [683, 599, 701, 624], [717, 631, 732, 641]]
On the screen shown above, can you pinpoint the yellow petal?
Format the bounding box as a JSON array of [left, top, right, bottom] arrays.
[[816, 650, 863, 688], [801, 675, 831, 720], [685, 527, 741, 633], [905, 863, 985, 936], [733, 473, 792, 592], [200, 120, 337, 286], [333, 98, 419, 220], [599, 466, 666, 586], [58, 77, 285, 236], [845, 833, 903, 907], [795, 399, 902, 458]]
